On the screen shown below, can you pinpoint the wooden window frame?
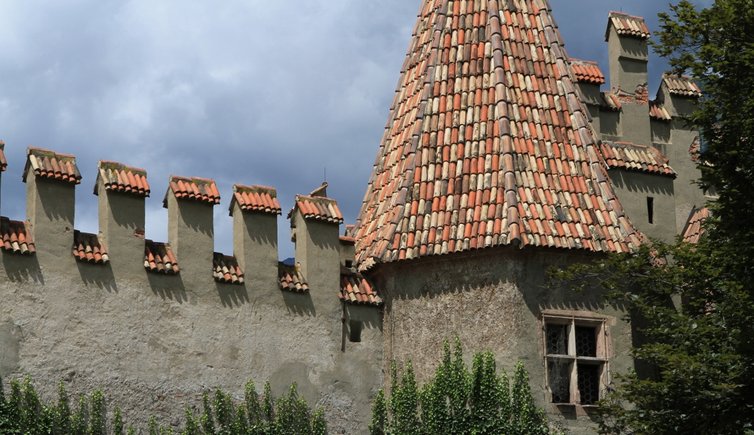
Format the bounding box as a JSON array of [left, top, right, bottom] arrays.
[[543, 313, 610, 407]]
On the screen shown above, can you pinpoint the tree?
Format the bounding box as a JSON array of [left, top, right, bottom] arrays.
[[554, 2, 754, 432], [371, 339, 552, 434]]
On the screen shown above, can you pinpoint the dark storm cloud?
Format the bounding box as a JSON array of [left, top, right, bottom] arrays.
[[0, 1, 710, 257]]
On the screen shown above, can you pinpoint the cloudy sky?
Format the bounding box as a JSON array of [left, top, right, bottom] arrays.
[[0, 1, 710, 259]]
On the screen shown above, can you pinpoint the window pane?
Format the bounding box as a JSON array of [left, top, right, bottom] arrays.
[[577, 363, 600, 405], [546, 324, 568, 355], [548, 359, 571, 403], [575, 326, 597, 357]]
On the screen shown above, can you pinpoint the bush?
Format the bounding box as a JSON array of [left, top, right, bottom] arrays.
[[370, 339, 553, 435], [0, 375, 327, 434]]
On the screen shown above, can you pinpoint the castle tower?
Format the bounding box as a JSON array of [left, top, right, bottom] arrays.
[[354, 1, 643, 431]]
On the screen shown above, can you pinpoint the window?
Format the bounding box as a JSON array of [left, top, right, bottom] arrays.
[[544, 316, 608, 406], [348, 320, 362, 342], [647, 197, 655, 224]]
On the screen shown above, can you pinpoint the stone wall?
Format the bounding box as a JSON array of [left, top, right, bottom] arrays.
[[0, 148, 383, 434], [376, 247, 634, 434]]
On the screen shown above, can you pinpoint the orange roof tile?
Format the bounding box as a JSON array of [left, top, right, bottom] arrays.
[[72, 230, 109, 264], [24, 147, 81, 184], [95, 161, 150, 197], [354, 0, 641, 267], [0, 141, 7, 172], [0, 217, 35, 255], [600, 141, 676, 177], [213, 253, 244, 284], [291, 195, 344, 224], [682, 207, 710, 244], [144, 240, 179, 274], [649, 101, 672, 121], [229, 184, 282, 216], [164, 176, 220, 206], [663, 73, 702, 98], [601, 92, 622, 111], [278, 263, 309, 293], [569, 59, 606, 85], [606, 11, 651, 40], [340, 269, 382, 306]]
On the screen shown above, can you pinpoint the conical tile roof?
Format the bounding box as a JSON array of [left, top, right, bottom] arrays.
[[355, 0, 640, 266]]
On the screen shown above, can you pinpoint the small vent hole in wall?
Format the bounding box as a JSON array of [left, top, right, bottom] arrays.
[[349, 320, 362, 343], [647, 197, 655, 224]]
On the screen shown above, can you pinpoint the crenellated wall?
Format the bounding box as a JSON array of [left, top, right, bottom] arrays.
[[0, 146, 383, 434]]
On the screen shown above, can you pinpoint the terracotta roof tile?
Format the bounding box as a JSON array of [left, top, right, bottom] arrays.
[[0, 141, 7, 172], [0, 217, 35, 255], [213, 253, 244, 284], [24, 147, 81, 184], [354, 0, 641, 267], [340, 268, 382, 306], [95, 161, 150, 197], [569, 59, 606, 85], [600, 141, 676, 177], [649, 101, 672, 121], [229, 184, 281, 215], [291, 195, 344, 224], [682, 207, 710, 244], [607, 11, 651, 40], [144, 240, 179, 274], [164, 176, 220, 206], [663, 73, 702, 97], [72, 230, 109, 264], [278, 263, 309, 293], [600, 92, 622, 111]]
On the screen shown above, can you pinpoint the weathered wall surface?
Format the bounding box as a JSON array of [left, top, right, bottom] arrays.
[[377, 247, 634, 435], [609, 170, 676, 243], [0, 163, 383, 434], [0, 251, 382, 433]]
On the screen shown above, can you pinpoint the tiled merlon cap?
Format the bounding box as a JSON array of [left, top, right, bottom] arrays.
[[94, 161, 150, 197], [290, 195, 344, 224], [229, 184, 282, 216], [662, 73, 702, 97], [606, 11, 651, 40], [288, 184, 344, 224], [163, 175, 220, 207], [569, 58, 606, 85], [23, 147, 82, 184], [0, 141, 7, 172]]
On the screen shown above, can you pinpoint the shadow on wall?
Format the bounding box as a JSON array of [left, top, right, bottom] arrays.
[[1, 253, 44, 284], [147, 273, 188, 303], [610, 170, 674, 196], [282, 292, 316, 317], [216, 283, 250, 308], [76, 262, 117, 293]]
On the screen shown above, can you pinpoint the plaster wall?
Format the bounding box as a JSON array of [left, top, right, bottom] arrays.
[[0, 184, 383, 434], [378, 248, 634, 435], [608, 171, 676, 243]]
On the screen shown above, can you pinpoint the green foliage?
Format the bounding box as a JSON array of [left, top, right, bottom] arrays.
[[113, 407, 125, 435], [368, 389, 387, 435], [0, 375, 327, 434], [372, 339, 552, 434], [551, 3, 754, 432]]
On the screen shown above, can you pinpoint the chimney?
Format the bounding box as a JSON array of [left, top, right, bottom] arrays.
[[288, 182, 343, 309], [23, 147, 80, 262], [164, 176, 220, 288], [94, 161, 149, 276], [606, 11, 650, 94], [229, 184, 281, 298]]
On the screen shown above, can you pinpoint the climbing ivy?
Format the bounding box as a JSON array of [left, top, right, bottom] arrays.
[[0, 375, 327, 434], [370, 339, 553, 434]]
